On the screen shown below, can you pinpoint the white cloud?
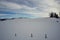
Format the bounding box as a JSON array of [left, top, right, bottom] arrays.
[[0, 1, 22, 9], [0, 14, 8, 16], [0, 0, 60, 18], [0, 14, 10, 19]]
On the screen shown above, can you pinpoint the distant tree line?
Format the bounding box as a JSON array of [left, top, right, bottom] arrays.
[[50, 12, 59, 18]]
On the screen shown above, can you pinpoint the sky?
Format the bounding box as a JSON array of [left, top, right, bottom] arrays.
[[0, 0, 60, 19]]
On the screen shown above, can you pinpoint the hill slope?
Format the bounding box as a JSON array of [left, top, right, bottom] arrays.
[[0, 18, 60, 40]]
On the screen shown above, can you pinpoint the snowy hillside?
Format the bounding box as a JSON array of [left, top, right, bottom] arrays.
[[0, 18, 60, 40]]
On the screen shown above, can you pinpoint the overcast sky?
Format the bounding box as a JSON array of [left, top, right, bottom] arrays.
[[0, 0, 60, 18]]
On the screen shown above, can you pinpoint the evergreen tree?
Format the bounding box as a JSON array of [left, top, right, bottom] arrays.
[[50, 12, 59, 18], [50, 12, 54, 18]]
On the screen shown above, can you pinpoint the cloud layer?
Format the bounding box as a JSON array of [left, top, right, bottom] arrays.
[[0, 0, 60, 18]]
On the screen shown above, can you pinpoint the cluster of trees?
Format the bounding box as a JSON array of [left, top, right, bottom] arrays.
[[50, 12, 59, 18]]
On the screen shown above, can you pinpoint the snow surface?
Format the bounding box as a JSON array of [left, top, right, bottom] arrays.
[[0, 18, 60, 40]]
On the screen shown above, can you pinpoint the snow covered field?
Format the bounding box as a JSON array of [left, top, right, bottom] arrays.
[[0, 18, 60, 40]]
